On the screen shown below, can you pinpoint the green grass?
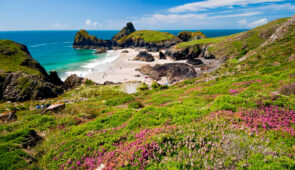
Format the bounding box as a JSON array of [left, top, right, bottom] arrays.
[[176, 35, 229, 49], [1, 16, 295, 169], [0, 40, 41, 75], [117, 30, 179, 44]]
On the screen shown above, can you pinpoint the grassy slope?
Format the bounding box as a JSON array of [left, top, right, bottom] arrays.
[[117, 30, 180, 44], [0, 40, 41, 75], [1, 17, 295, 169]]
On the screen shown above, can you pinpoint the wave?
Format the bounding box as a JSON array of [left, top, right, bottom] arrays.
[[59, 50, 120, 81], [29, 43, 48, 48]]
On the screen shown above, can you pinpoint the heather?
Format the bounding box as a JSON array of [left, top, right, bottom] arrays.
[[1, 16, 295, 169]]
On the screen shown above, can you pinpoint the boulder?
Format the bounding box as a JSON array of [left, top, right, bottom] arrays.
[[43, 102, 66, 113], [63, 74, 86, 90], [2, 72, 63, 102], [159, 51, 166, 59], [178, 31, 207, 42], [0, 111, 17, 123], [146, 47, 159, 52], [73, 30, 112, 49], [133, 51, 155, 62], [137, 63, 197, 84], [21, 129, 42, 149], [95, 47, 107, 54], [121, 50, 129, 53], [112, 22, 136, 44], [166, 45, 201, 60], [49, 71, 63, 86], [187, 58, 204, 65]]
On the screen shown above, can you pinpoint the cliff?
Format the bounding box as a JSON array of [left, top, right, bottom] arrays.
[[73, 30, 112, 49], [0, 40, 63, 101]]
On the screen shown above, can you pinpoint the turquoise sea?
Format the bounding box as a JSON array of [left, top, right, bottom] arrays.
[[0, 30, 247, 80]]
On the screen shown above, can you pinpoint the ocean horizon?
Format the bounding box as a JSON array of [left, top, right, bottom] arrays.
[[0, 29, 247, 80]]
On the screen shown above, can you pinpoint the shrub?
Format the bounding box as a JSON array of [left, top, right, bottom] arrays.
[[128, 101, 144, 109], [151, 81, 160, 89], [137, 83, 149, 91], [279, 82, 295, 96]]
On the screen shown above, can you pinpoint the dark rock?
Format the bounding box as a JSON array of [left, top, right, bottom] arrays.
[[21, 130, 42, 149], [187, 58, 204, 65], [166, 45, 201, 60], [63, 74, 87, 90], [43, 102, 66, 113], [159, 51, 166, 59], [2, 72, 63, 102], [103, 81, 117, 85], [137, 63, 197, 84], [178, 31, 207, 42], [49, 71, 63, 86], [122, 50, 129, 53], [95, 47, 107, 54], [279, 82, 295, 95], [0, 111, 17, 122], [133, 51, 155, 62], [112, 22, 136, 44], [147, 47, 159, 52], [73, 30, 112, 49]]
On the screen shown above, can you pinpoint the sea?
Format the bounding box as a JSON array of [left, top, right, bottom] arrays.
[[0, 30, 247, 80]]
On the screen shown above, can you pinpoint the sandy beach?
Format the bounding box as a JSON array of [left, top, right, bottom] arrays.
[[85, 48, 221, 86], [85, 48, 185, 85]]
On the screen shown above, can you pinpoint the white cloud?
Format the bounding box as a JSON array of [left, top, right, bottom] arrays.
[[169, 0, 285, 13], [85, 19, 92, 26], [84, 19, 100, 28], [137, 12, 260, 26], [248, 18, 268, 27], [238, 19, 247, 25]]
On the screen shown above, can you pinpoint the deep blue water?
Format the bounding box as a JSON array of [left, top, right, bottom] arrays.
[[0, 29, 247, 79]]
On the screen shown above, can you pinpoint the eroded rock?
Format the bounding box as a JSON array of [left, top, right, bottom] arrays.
[[133, 51, 155, 62]]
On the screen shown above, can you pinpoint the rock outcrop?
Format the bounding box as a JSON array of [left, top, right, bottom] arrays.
[[159, 51, 166, 59], [137, 63, 197, 84], [116, 30, 182, 49], [178, 31, 207, 42], [73, 30, 112, 49], [133, 51, 155, 62], [0, 40, 63, 102], [95, 47, 108, 54], [0, 111, 17, 122], [63, 74, 87, 90], [49, 71, 63, 86], [43, 102, 66, 113], [1, 72, 63, 101], [166, 45, 201, 60], [112, 22, 136, 44], [187, 58, 204, 65]]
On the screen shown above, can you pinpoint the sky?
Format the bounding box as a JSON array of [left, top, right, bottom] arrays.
[[0, 0, 294, 31]]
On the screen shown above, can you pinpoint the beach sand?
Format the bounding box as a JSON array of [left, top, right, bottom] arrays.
[[85, 48, 221, 86], [85, 48, 185, 85]]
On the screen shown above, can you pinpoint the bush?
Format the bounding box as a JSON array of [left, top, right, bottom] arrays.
[[279, 82, 295, 96], [128, 101, 144, 109], [151, 81, 160, 89], [137, 83, 149, 91]]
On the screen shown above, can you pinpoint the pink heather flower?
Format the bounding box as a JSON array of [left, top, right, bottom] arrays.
[[229, 89, 239, 94]]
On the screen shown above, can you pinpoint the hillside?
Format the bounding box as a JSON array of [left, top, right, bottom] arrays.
[[1, 15, 295, 169], [0, 40, 63, 101]]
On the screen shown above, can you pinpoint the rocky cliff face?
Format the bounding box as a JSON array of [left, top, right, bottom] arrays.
[[0, 40, 63, 102], [112, 22, 136, 44], [73, 30, 112, 49], [177, 31, 207, 42]]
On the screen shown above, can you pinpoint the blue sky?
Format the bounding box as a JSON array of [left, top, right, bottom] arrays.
[[0, 0, 294, 31]]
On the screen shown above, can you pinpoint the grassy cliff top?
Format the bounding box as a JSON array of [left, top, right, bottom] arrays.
[[0, 40, 42, 75], [1, 16, 295, 169], [74, 30, 98, 42], [117, 30, 180, 44]]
